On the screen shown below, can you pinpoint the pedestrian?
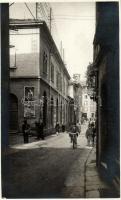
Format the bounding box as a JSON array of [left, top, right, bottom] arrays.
[[91, 123, 96, 146], [69, 124, 78, 143], [85, 125, 93, 146], [55, 122, 60, 135], [76, 121, 81, 134], [22, 119, 30, 143], [40, 120, 44, 140], [35, 121, 41, 140], [62, 124, 65, 132]]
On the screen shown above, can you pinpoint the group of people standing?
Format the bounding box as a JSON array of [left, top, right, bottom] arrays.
[[22, 119, 44, 144], [22, 120, 66, 144]]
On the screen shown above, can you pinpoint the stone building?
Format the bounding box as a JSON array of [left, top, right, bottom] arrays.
[[9, 19, 70, 135], [68, 77, 82, 124], [93, 2, 119, 191], [81, 82, 96, 121]]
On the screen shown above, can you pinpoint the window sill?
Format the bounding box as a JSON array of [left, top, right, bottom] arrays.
[[10, 67, 17, 70]]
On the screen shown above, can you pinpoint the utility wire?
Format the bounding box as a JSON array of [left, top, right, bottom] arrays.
[[40, 3, 49, 23], [9, 2, 14, 7], [24, 3, 36, 20]]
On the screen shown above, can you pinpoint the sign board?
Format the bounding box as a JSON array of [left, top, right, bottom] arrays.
[[24, 86, 35, 118], [24, 102, 35, 118], [24, 86, 35, 101]]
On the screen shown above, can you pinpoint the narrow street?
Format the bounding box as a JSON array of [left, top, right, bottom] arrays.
[[3, 124, 92, 198], [1, 2, 120, 198]]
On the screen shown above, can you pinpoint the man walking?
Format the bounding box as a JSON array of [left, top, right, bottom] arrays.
[[22, 119, 30, 143], [85, 124, 93, 146], [55, 122, 60, 136]]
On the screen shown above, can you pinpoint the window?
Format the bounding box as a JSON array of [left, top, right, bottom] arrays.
[[91, 113, 94, 117], [51, 63, 54, 83], [10, 45, 17, 68], [85, 95, 88, 99], [43, 51, 48, 74], [56, 72, 60, 89], [57, 73, 62, 92], [63, 80, 65, 95], [56, 72, 58, 88], [85, 107, 88, 112], [50, 97, 54, 126], [60, 76, 62, 92], [84, 101, 88, 106], [58, 73, 61, 91]]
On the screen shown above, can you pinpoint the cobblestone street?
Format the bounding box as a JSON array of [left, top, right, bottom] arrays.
[[3, 124, 93, 198]]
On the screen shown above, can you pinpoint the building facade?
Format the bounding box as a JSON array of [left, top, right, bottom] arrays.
[[9, 19, 70, 135], [81, 83, 96, 121], [68, 78, 82, 124]]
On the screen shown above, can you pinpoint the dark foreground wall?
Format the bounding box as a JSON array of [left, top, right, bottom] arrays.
[[94, 2, 119, 190], [1, 3, 9, 198], [1, 4, 9, 149]]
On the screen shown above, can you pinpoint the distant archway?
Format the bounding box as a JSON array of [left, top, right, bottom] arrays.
[[9, 93, 18, 132]]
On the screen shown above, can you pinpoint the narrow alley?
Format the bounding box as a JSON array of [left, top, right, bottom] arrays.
[[1, 2, 120, 199]]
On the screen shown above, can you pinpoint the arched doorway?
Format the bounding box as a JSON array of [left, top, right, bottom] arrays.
[[60, 101, 62, 124], [50, 97, 54, 127], [43, 91, 47, 127], [9, 93, 18, 132]]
